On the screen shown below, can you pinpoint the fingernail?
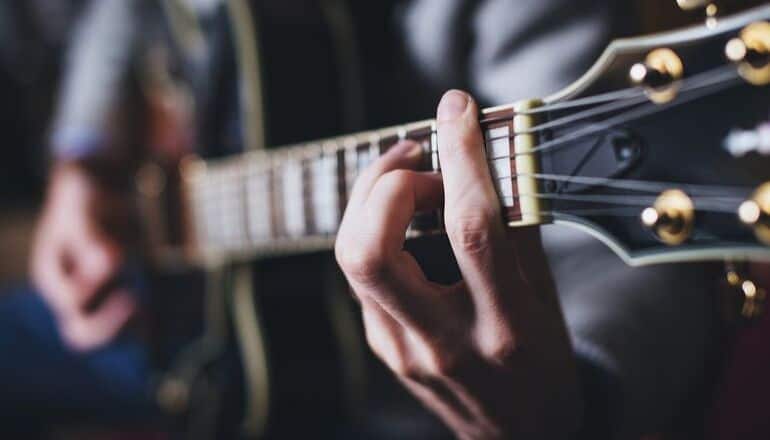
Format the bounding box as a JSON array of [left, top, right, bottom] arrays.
[[437, 90, 469, 121]]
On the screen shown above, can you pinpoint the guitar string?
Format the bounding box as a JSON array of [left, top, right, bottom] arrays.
[[513, 64, 737, 134], [501, 173, 753, 197], [200, 175, 745, 219], [260, 61, 742, 195], [475, 64, 727, 124], [285, 63, 726, 168], [204, 156, 752, 215], [333, 63, 738, 157], [209, 167, 752, 216], [197, 65, 748, 226], [512, 88, 646, 115], [498, 70, 743, 158], [206, 203, 738, 248], [208, 62, 739, 176], [509, 193, 742, 211], [204, 63, 739, 182]]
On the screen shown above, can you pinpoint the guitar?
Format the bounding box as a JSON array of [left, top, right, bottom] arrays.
[[138, 3, 770, 437], [140, 5, 770, 267]]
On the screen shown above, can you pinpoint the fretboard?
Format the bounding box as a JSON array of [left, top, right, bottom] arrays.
[[181, 101, 546, 260]]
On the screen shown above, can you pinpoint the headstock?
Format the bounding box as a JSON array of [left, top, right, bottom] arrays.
[[524, 4, 770, 265]]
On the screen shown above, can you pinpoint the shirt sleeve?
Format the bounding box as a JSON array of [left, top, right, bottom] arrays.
[[50, 0, 140, 159]]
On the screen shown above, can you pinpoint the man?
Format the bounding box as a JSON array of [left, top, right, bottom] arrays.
[[13, 0, 716, 437]]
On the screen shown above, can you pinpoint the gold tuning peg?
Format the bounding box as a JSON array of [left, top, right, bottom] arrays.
[[641, 189, 694, 245], [726, 22, 770, 85], [629, 48, 684, 104], [739, 182, 770, 245]]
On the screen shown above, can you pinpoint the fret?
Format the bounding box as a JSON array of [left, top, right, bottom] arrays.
[[430, 120, 440, 172], [201, 164, 220, 249], [485, 125, 514, 206], [351, 135, 380, 180], [335, 143, 348, 212], [376, 129, 401, 155], [403, 120, 436, 171], [480, 107, 519, 222], [301, 151, 316, 235], [367, 133, 381, 165], [179, 158, 206, 256], [402, 120, 443, 233], [225, 163, 249, 251], [343, 136, 361, 199], [270, 158, 285, 238], [282, 152, 306, 238], [245, 152, 273, 245], [197, 160, 248, 252], [310, 142, 342, 235]]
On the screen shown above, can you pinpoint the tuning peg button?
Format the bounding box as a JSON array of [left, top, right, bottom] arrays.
[[739, 182, 770, 245], [726, 22, 770, 85], [630, 48, 684, 103], [641, 189, 694, 245]]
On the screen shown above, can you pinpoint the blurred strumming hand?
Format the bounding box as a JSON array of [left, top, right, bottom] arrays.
[[31, 162, 136, 351], [336, 90, 582, 439]]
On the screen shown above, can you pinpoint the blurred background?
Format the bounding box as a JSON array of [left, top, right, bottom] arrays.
[[0, 0, 86, 280]]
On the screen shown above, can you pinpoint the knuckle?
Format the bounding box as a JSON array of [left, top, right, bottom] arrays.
[[336, 242, 388, 286], [447, 214, 495, 255], [364, 331, 419, 380], [376, 169, 413, 194], [412, 335, 467, 379], [479, 337, 521, 367], [422, 349, 461, 379]]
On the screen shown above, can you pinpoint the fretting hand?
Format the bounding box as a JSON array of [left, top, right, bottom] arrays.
[[335, 90, 582, 439]]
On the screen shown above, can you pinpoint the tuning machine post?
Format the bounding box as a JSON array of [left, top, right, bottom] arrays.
[[641, 189, 695, 245], [739, 182, 770, 245], [726, 22, 770, 85], [629, 48, 684, 104]]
